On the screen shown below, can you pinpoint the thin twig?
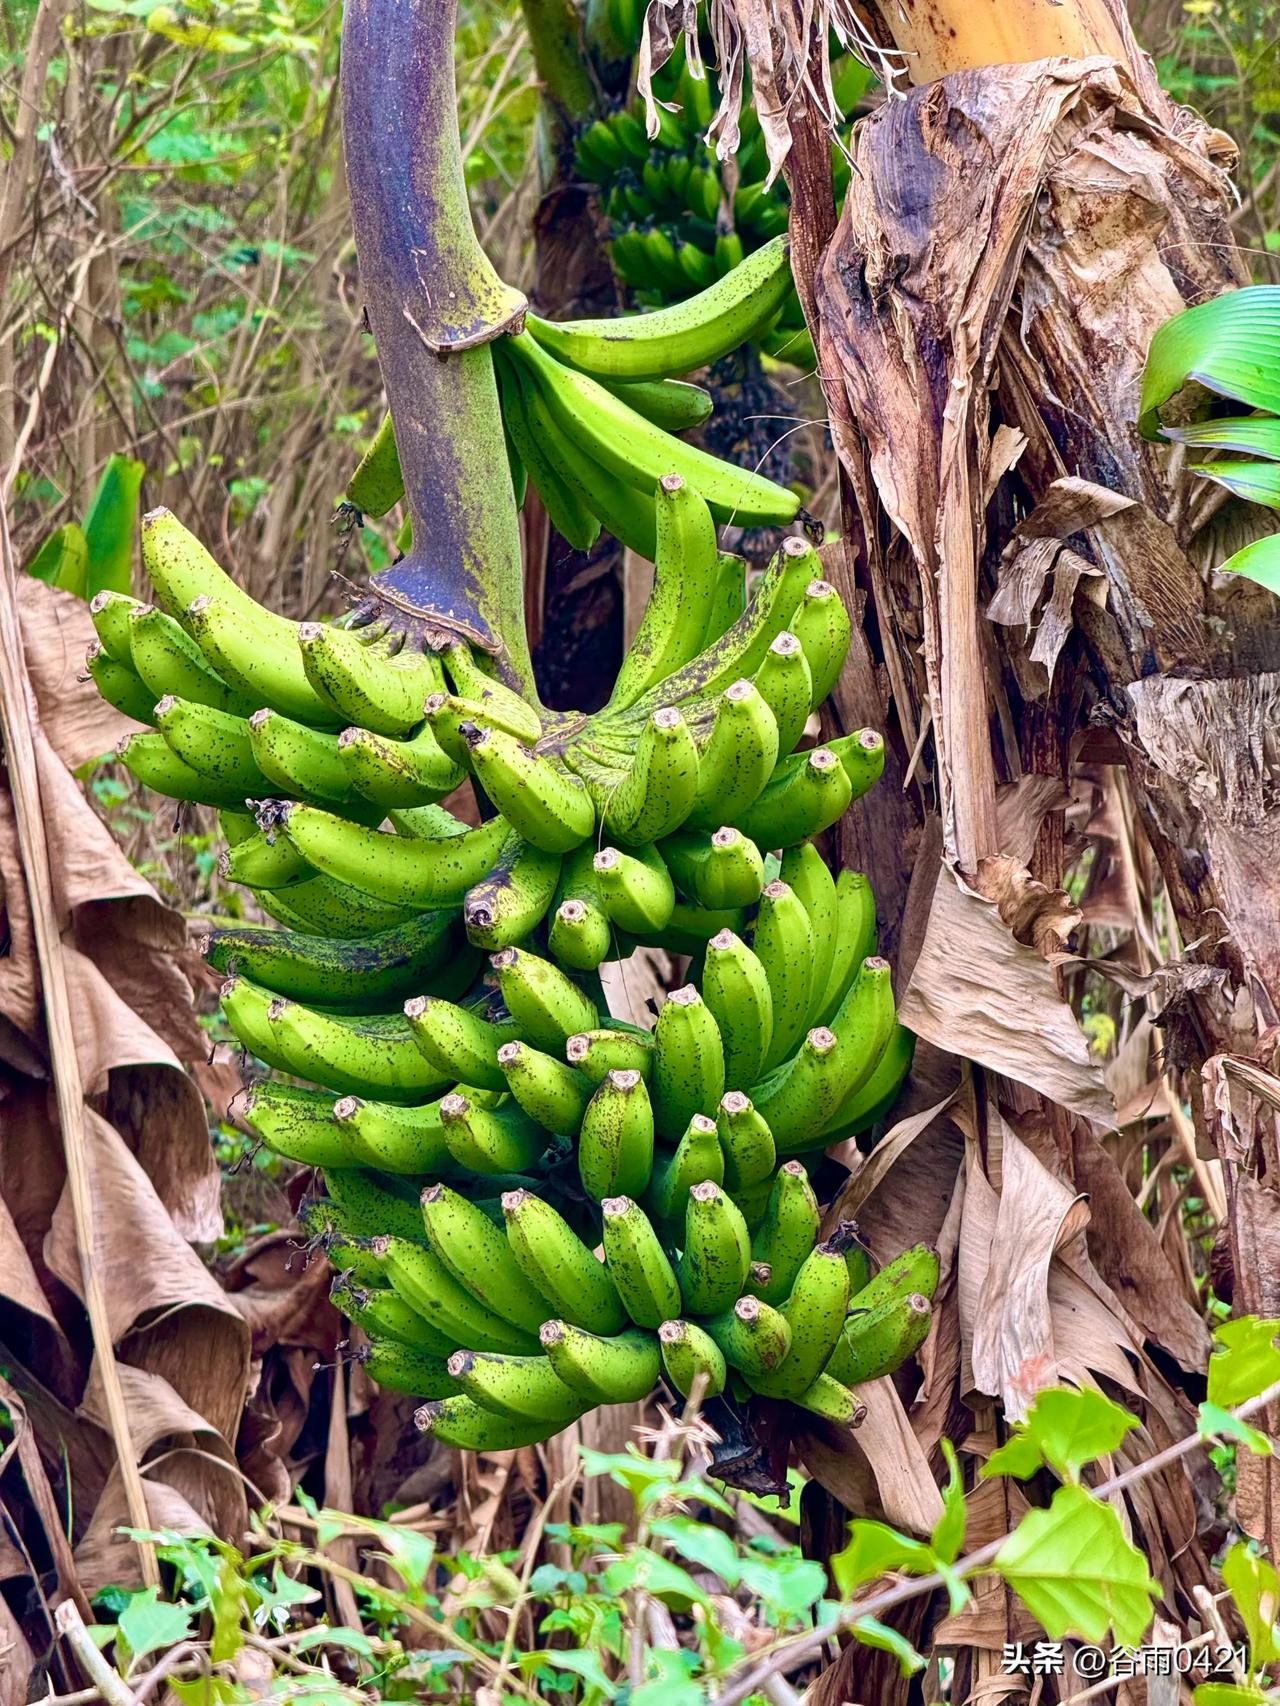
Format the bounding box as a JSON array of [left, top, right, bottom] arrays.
[[53, 1604, 138, 1706]]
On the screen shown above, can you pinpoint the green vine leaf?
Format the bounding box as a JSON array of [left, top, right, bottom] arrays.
[[1197, 1402, 1274, 1457], [1221, 1543, 1280, 1666], [993, 1485, 1158, 1647], [1193, 1686, 1270, 1706], [830, 1521, 937, 1599], [1207, 1318, 1280, 1409], [932, 1439, 967, 1565], [984, 1387, 1138, 1485], [851, 1615, 928, 1675]]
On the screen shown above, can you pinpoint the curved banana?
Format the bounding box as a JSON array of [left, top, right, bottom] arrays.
[[749, 1161, 821, 1307], [338, 723, 464, 809], [127, 603, 256, 717], [438, 1092, 546, 1175], [752, 631, 812, 756], [677, 1180, 751, 1315], [658, 1318, 727, 1399], [491, 946, 598, 1051], [420, 1183, 550, 1336], [463, 834, 561, 950], [565, 1027, 654, 1084], [660, 826, 765, 911], [715, 1092, 777, 1193], [183, 596, 339, 728], [332, 1092, 455, 1175], [540, 1319, 661, 1404], [280, 805, 509, 908], [497, 1040, 592, 1134], [646, 1113, 724, 1225], [652, 984, 725, 1140], [600, 1195, 682, 1329], [447, 1349, 584, 1425], [298, 623, 443, 738], [734, 746, 853, 849], [701, 928, 773, 1087], [592, 844, 676, 934], [502, 1189, 627, 1335], [579, 1067, 654, 1201]]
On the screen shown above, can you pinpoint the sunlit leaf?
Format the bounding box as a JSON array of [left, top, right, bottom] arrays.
[[117, 1588, 195, 1667], [1197, 1402, 1274, 1457], [852, 1615, 927, 1675], [984, 1388, 1138, 1485], [649, 1514, 741, 1585], [1207, 1317, 1280, 1409], [1140, 286, 1280, 436], [1163, 415, 1280, 458], [993, 1486, 1157, 1647], [83, 453, 144, 598], [24, 523, 89, 596], [932, 1439, 966, 1564], [1193, 459, 1280, 508], [830, 1521, 935, 1599], [1217, 533, 1280, 595], [1221, 1543, 1280, 1665], [1193, 1685, 1269, 1706]]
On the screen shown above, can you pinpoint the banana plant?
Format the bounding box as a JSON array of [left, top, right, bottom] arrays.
[[1140, 285, 1280, 595]]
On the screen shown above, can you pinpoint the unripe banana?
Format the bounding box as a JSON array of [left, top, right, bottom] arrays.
[[502, 1189, 627, 1335], [282, 804, 510, 908], [600, 1195, 682, 1329], [420, 1183, 551, 1336], [579, 1068, 655, 1200], [376, 1235, 539, 1355], [438, 1092, 547, 1175], [116, 729, 249, 808], [699, 551, 747, 651], [298, 622, 442, 737], [401, 996, 510, 1091], [702, 929, 774, 1087], [660, 825, 765, 910], [645, 1113, 724, 1225], [789, 578, 852, 705], [817, 1023, 914, 1142], [86, 644, 156, 723], [791, 1371, 866, 1425], [263, 995, 452, 1103], [126, 603, 256, 716], [358, 1340, 455, 1398], [416, 1394, 558, 1449], [220, 974, 305, 1074], [299, 1198, 383, 1286], [752, 880, 814, 1071], [596, 707, 700, 844], [332, 1280, 456, 1356], [154, 695, 274, 795], [540, 1320, 661, 1403], [677, 1180, 752, 1315], [592, 844, 676, 934], [686, 679, 779, 830], [825, 955, 898, 1111], [815, 868, 878, 1026], [245, 708, 356, 807], [491, 946, 598, 1050], [338, 723, 464, 809], [849, 1243, 941, 1312], [750, 1161, 821, 1306], [332, 1093, 455, 1175], [463, 726, 595, 853], [750, 1228, 853, 1400], [658, 1319, 727, 1399], [779, 842, 838, 1029], [748, 1026, 849, 1154], [497, 1040, 592, 1134], [735, 747, 852, 849], [652, 984, 725, 1140], [182, 595, 338, 728], [324, 1169, 434, 1244], [439, 643, 545, 745], [221, 824, 313, 890], [346, 410, 402, 516], [566, 1027, 654, 1084], [827, 1292, 933, 1387], [703, 1294, 792, 1377], [716, 1092, 777, 1192], [424, 689, 539, 764], [463, 835, 562, 950], [550, 896, 614, 970], [89, 588, 142, 661], [752, 631, 813, 755], [828, 728, 887, 802], [242, 1081, 356, 1168], [447, 1349, 585, 1424]]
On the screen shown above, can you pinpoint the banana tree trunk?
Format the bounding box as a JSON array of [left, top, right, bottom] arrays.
[[341, 0, 536, 697]]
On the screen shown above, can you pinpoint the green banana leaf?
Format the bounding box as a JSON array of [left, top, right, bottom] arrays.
[[1217, 532, 1280, 594], [1161, 415, 1280, 458], [1139, 285, 1280, 439], [24, 523, 90, 595], [83, 453, 145, 599], [1191, 459, 1280, 509]]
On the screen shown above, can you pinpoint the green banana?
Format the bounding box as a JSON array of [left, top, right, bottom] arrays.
[[280, 804, 509, 908], [752, 631, 813, 756], [506, 330, 799, 527], [702, 929, 773, 1087], [420, 1183, 550, 1336], [338, 722, 464, 809], [438, 1092, 546, 1175], [716, 1092, 777, 1192], [750, 1161, 821, 1306], [424, 687, 542, 764], [686, 680, 779, 831], [324, 1168, 432, 1244], [221, 974, 307, 1073], [502, 1188, 627, 1335], [589, 708, 700, 844], [221, 824, 314, 890], [579, 1068, 654, 1200], [658, 1319, 727, 1399], [246, 708, 354, 806], [549, 896, 614, 971], [827, 1292, 933, 1387], [660, 826, 765, 910], [815, 869, 878, 1026], [751, 880, 814, 1071], [463, 726, 595, 853], [700, 552, 747, 652], [358, 1341, 455, 1398], [703, 1294, 792, 1377], [592, 844, 676, 933], [202, 908, 472, 1012], [780, 842, 838, 1029], [497, 1040, 592, 1134], [182, 595, 339, 728], [524, 236, 794, 380], [652, 984, 725, 1139], [333, 1281, 456, 1357], [463, 835, 562, 950], [600, 1195, 682, 1329], [823, 955, 898, 1111], [403, 995, 514, 1092], [540, 1320, 660, 1403], [447, 1349, 584, 1424], [376, 1235, 539, 1355], [298, 623, 443, 738], [495, 349, 602, 554], [827, 728, 887, 803], [748, 1026, 849, 1154], [331, 1093, 454, 1175], [565, 1028, 654, 1084], [127, 603, 256, 716], [299, 1198, 384, 1286], [263, 995, 453, 1103], [438, 645, 545, 746], [750, 1230, 853, 1400], [734, 746, 853, 849], [606, 473, 721, 711], [89, 588, 143, 661], [416, 1394, 559, 1450], [792, 1371, 865, 1425], [848, 1243, 941, 1313], [677, 1180, 751, 1315], [241, 1082, 356, 1168], [86, 645, 156, 723], [142, 506, 312, 657], [154, 696, 274, 795], [817, 1024, 914, 1141], [646, 1113, 724, 1225], [789, 577, 852, 704], [491, 946, 598, 1050], [600, 375, 713, 432]]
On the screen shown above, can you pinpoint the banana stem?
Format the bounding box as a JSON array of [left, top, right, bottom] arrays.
[[521, 0, 597, 122], [341, 0, 538, 700]]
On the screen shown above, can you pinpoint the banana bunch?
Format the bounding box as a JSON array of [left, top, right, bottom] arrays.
[[345, 238, 801, 560], [570, 40, 871, 360]]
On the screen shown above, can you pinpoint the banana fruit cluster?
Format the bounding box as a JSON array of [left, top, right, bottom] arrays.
[[572, 37, 868, 361], [346, 238, 801, 560]]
